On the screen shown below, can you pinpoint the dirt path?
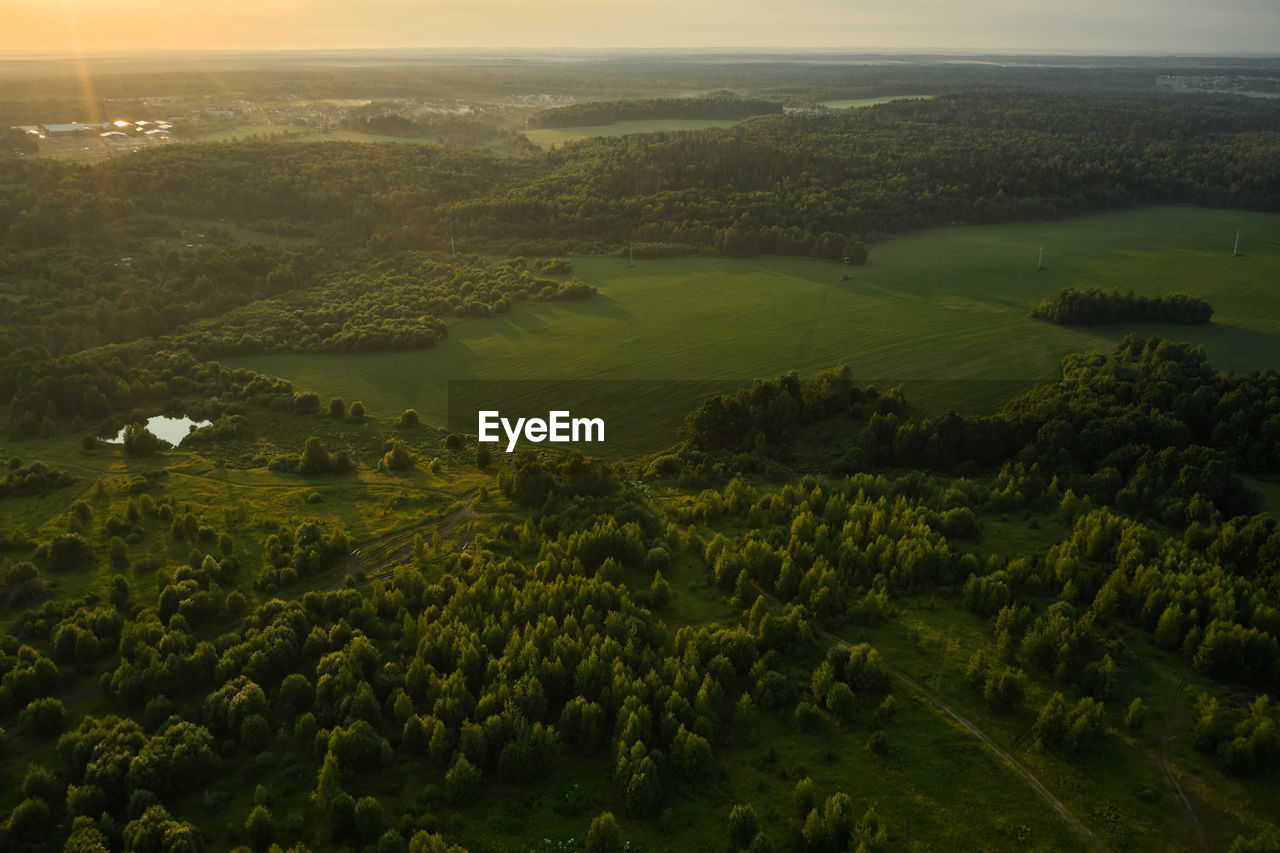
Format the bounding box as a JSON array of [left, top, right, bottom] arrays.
[[1155, 697, 1210, 853], [327, 497, 478, 590], [753, 584, 1111, 853], [1156, 746, 1208, 853]]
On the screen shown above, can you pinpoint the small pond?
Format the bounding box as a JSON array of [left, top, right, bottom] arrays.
[[106, 415, 212, 446]]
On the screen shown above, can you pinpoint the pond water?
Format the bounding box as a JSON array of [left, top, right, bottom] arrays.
[[107, 415, 212, 446]]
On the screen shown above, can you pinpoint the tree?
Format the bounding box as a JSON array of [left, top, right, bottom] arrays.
[[64, 815, 111, 852], [21, 697, 66, 735], [445, 755, 480, 804], [727, 803, 760, 850], [241, 713, 271, 750], [586, 811, 624, 853], [329, 398, 346, 418], [825, 682, 857, 723], [350, 401, 366, 419], [354, 795, 387, 839], [299, 436, 334, 475], [399, 409, 419, 427], [122, 423, 167, 457], [1125, 697, 1146, 730], [245, 805, 274, 849]]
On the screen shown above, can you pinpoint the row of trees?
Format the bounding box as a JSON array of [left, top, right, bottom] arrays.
[[1031, 288, 1213, 325]]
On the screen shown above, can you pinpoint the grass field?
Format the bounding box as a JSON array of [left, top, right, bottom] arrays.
[[522, 118, 741, 149], [819, 94, 934, 109], [227, 207, 1280, 457]]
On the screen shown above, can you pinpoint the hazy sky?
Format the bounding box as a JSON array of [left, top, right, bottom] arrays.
[[2, 0, 1277, 54]]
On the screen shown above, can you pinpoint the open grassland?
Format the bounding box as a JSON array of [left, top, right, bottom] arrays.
[[229, 207, 1280, 457], [819, 94, 934, 109], [522, 118, 741, 149]]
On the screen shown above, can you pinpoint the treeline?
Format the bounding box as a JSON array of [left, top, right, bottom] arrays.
[[170, 254, 582, 358], [1, 248, 586, 434], [526, 94, 783, 129], [1031, 288, 1213, 325], [341, 111, 536, 154], [458, 91, 1280, 258], [666, 337, 1279, 527], [6, 91, 1274, 264]]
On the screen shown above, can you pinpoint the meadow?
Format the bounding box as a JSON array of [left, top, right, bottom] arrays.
[[818, 94, 934, 109], [230, 206, 1280, 457], [521, 118, 742, 149]]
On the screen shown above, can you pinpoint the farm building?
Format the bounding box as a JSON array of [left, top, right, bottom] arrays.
[[43, 122, 109, 135]]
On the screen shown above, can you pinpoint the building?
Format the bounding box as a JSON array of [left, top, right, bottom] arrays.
[[43, 122, 109, 135]]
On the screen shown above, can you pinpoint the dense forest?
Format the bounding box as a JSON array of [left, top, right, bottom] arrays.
[[5, 91, 1278, 263], [525, 95, 784, 128], [1031, 288, 1214, 325]]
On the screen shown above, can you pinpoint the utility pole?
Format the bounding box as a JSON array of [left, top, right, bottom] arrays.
[[450, 235, 456, 256], [1233, 231, 1240, 256], [1037, 245, 1045, 271], [628, 241, 635, 267]]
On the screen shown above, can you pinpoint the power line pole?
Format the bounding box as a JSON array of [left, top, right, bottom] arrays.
[[1037, 245, 1045, 271], [1233, 231, 1240, 256]]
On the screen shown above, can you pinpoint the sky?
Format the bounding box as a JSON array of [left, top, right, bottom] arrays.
[[1, 0, 1277, 55]]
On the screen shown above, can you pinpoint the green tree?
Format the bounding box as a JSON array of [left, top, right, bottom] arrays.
[[586, 811, 624, 853], [245, 805, 274, 849], [445, 755, 481, 804], [727, 803, 760, 850]]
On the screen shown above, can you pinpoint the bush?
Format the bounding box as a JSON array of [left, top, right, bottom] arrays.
[[380, 440, 416, 472], [795, 701, 826, 733], [329, 398, 346, 418], [350, 401, 366, 419], [45, 532, 95, 572], [398, 409, 419, 428]]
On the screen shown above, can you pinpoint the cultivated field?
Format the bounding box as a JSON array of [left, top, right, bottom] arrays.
[[229, 206, 1280, 456]]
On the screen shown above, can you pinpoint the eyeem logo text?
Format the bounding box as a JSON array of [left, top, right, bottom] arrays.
[[478, 410, 605, 452]]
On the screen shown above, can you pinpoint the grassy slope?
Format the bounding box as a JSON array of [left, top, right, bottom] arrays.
[[228, 206, 1280, 457]]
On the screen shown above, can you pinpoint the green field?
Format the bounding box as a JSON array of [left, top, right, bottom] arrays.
[[820, 94, 934, 109], [228, 206, 1280, 456], [522, 118, 741, 149]]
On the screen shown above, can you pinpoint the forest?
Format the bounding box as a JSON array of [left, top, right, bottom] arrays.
[[2, 75, 1280, 852], [2, 338, 1280, 851]]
